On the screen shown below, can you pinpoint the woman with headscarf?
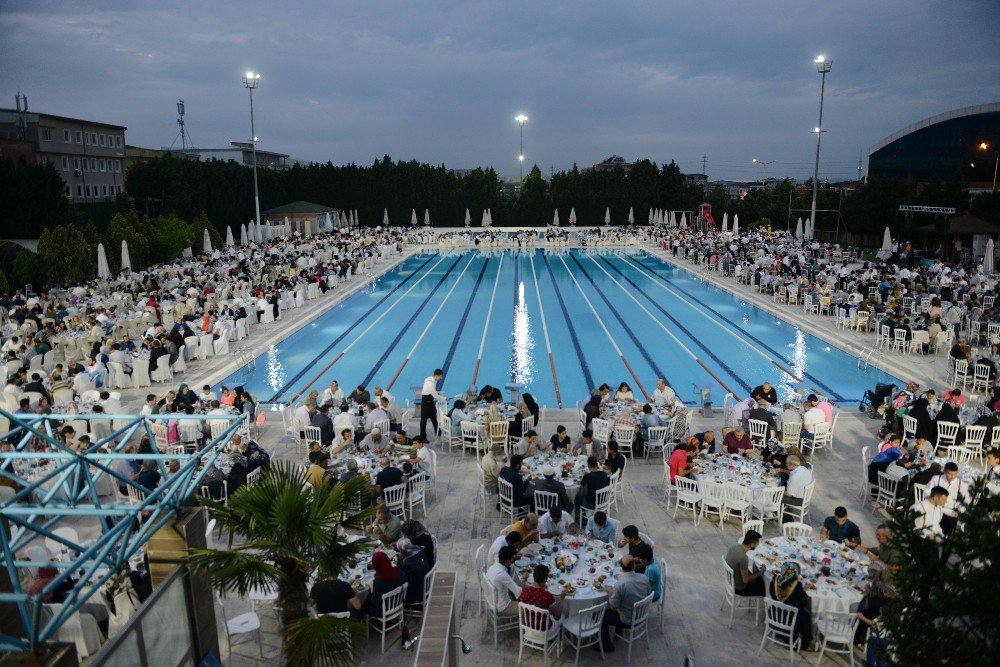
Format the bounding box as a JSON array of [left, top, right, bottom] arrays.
[[175, 383, 197, 407], [906, 392, 934, 440], [448, 399, 468, 436], [932, 399, 960, 445], [768, 561, 813, 649], [363, 551, 407, 617], [397, 519, 435, 605], [583, 393, 602, 428]]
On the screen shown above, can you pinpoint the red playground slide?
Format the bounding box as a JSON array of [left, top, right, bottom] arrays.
[[699, 203, 717, 232]]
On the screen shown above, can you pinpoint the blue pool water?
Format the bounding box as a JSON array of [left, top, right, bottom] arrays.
[[217, 248, 900, 407]]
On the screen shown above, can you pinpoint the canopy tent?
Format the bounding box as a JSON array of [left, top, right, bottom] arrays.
[[120, 241, 131, 272], [97, 243, 110, 279]]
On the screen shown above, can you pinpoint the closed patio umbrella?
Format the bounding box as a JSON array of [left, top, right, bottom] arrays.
[[202, 228, 212, 254], [97, 243, 110, 279], [985, 238, 995, 275], [464, 208, 471, 227], [424, 209, 431, 227], [795, 218, 803, 240], [804, 218, 812, 241], [569, 208, 577, 226], [481, 209, 489, 227], [383, 209, 389, 226], [120, 240, 131, 272], [604, 207, 611, 226], [553, 209, 560, 227], [628, 207, 634, 225], [878, 226, 893, 259], [241, 223, 249, 245], [732, 215, 739, 236], [411, 209, 418, 227], [721, 213, 729, 233], [225, 226, 235, 247]]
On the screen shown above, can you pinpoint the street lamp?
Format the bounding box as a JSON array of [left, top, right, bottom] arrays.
[[980, 142, 998, 192], [751, 157, 774, 188], [810, 55, 831, 236], [515, 114, 528, 181], [243, 70, 262, 226]]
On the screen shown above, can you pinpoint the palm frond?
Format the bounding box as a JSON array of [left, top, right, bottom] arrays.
[[284, 615, 366, 667], [188, 548, 281, 597]]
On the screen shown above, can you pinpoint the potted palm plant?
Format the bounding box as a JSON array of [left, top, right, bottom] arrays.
[[189, 461, 374, 666]]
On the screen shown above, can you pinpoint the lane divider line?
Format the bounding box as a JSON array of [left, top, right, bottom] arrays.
[[584, 253, 737, 396], [529, 252, 562, 408], [271, 252, 437, 403], [568, 252, 672, 393], [594, 254, 751, 396], [633, 253, 844, 401], [441, 255, 491, 380], [556, 254, 652, 403], [472, 251, 505, 385], [285, 254, 450, 405], [385, 254, 478, 391], [540, 254, 594, 391]]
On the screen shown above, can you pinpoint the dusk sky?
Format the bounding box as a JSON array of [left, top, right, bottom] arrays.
[[2, 1, 998, 182]]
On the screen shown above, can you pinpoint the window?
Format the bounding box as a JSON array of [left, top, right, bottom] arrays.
[[90, 158, 96, 171], [100, 159, 106, 172], [41, 129, 52, 141], [102, 185, 108, 196], [76, 185, 82, 197], [61, 156, 68, 170], [74, 158, 81, 171], [63, 129, 71, 142], [109, 185, 116, 195], [85, 185, 91, 197], [99, 134, 105, 146], [115, 136, 122, 148], [75, 131, 82, 144], [116, 160, 122, 172]]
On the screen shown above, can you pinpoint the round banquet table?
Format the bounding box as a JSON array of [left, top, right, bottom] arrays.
[[520, 453, 587, 495], [513, 535, 622, 617], [691, 453, 781, 498], [748, 537, 870, 614]]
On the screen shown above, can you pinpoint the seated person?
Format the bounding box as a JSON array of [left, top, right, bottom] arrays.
[[668, 444, 696, 484], [365, 505, 402, 545], [362, 552, 407, 617], [633, 542, 662, 602], [514, 430, 541, 457], [585, 511, 620, 543], [688, 430, 716, 455], [309, 570, 364, 619], [725, 530, 765, 597], [819, 506, 861, 547], [537, 507, 575, 538], [530, 465, 573, 513], [518, 564, 567, 633], [768, 561, 813, 650], [574, 457, 610, 510], [549, 425, 572, 453], [723, 426, 752, 454]]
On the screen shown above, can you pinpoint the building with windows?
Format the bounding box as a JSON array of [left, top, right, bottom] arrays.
[[866, 102, 1000, 187], [185, 141, 289, 170], [0, 107, 127, 202]]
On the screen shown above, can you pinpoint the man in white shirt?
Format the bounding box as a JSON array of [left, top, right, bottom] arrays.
[[379, 396, 404, 430], [321, 380, 345, 406], [912, 486, 949, 540], [488, 531, 523, 564], [419, 368, 444, 441], [364, 402, 390, 431], [926, 462, 967, 534], [781, 455, 813, 520], [486, 546, 528, 617], [651, 378, 676, 407], [538, 507, 575, 538], [984, 448, 1000, 496], [373, 385, 394, 406], [332, 405, 356, 433], [294, 400, 312, 436]]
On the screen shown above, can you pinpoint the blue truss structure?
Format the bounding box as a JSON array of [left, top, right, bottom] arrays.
[[0, 409, 245, 654]]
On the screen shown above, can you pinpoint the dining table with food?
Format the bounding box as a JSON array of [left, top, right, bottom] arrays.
[[513, 535, 623, 616]]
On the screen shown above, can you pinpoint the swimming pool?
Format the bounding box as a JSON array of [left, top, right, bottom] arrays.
[[216, 247, 900, 407]]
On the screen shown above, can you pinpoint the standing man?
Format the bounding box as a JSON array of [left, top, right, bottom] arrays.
[[420, 368, 444, 442]]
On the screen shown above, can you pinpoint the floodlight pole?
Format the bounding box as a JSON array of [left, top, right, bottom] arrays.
[[810, 56, 831, 236], [243, 71, 262, 225]]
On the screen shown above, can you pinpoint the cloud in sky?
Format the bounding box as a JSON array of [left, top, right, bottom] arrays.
[[1, 0, 998, 181]]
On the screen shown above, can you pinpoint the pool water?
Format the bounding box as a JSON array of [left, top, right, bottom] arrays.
[[217, 248, 900, 407]]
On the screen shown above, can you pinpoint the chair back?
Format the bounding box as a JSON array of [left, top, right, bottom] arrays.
[[876, 471, 899, 508], [533, 490, 559, 513], [591, 418, 611, 444], [518, 603, 555, 644], [647, 424, 669, 446], [246, 467, 261, 489], [974, 363, 992, 383], [613, 422, 635, 445], [781, 522, 813, 538], [758, 485, 785, 509], [781, 421, 801, 446], [461, 421, 481, 450], [937, 420, 959, 445], [629, 592, 654, 634], [742, 519, 764, 537], [748, 419, 769, 443], [381, 582, 408, 622], [520, 414, 536, 433], [488, 419, 508, 445], [574, 602, 607, 636], [383, 483, 407, 518], [700, 479, 725, 501], [676, 476, 699, 495], [965, 424, 988, 447], [371, 418, 391, 436], [593, 485, 614, 513], [209, 420, 228, 441], [303, 425, 322, 444], [763, 597, 799, 638]]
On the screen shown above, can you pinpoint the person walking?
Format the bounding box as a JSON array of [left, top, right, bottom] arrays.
[[420, 368, 444, 442]]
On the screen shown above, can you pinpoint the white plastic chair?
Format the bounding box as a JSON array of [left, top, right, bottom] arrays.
[[815, 610, 861, 667], [752, 485, 786, 525], [935, 421, 960, 454], [367, 582, 408, 653], [875, 472, 900, 511], [534, 490, 559, 514], [644, 425, 669, 461], [517, 602, 561, 666], [591, 418, 611, 449], [721, 555, 761, 627], [617, 591, 654, 663], [748, 419, 769, 449], [672, 477, 701, 525], [757, 598, 801, 665], [742, 519, 764, 538], [481, 576, 519, 647], [498, 477, 529, 522], [578, 485, 613, 528], [218, 597, 262, 662], [781, 480, 815, 524], [383, 483, 407, 521], [698, 480, 727, 529], [461, 420, 481, 459], [613, 422, 635, 458], [781, 522, 813, 539], [724, 483, 753, 526], [561, 601, 606, 666], [172, 346, 187, 374], [406, 472, 428, 518]]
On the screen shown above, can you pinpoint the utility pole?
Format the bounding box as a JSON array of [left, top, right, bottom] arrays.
[[701, 154, 707, 174]]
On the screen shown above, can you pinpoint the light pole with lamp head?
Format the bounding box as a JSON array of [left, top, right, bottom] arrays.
[[980, 142, 998, 192], [515, 114, 528, 182], [810, 55, 831, 237], [751, 157, 774, 189], [243, 71, 262, 226]]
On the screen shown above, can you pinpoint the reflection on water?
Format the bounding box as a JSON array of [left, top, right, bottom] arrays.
[[266, 345, 287, 392], [512, 281, 535, 385], [778, 329, 808, 403]]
